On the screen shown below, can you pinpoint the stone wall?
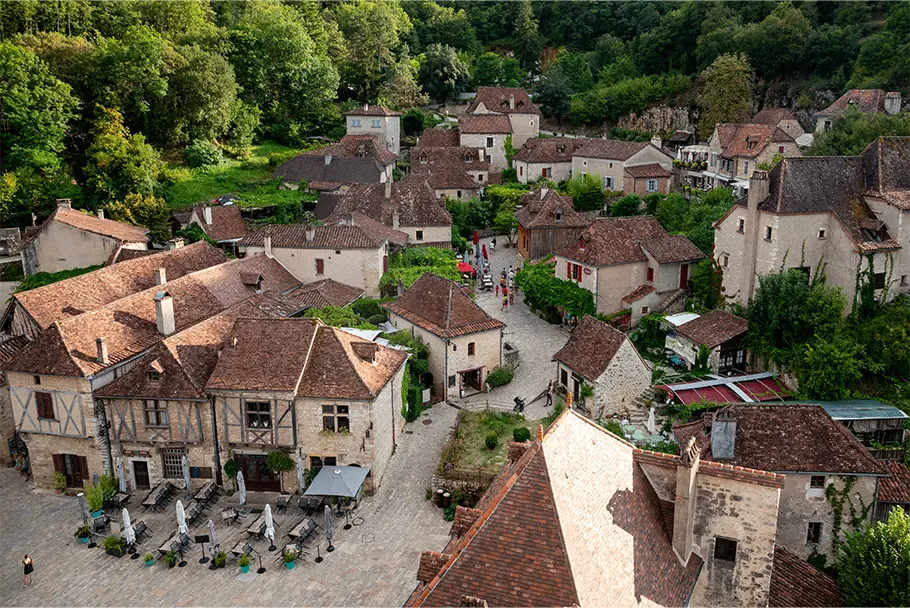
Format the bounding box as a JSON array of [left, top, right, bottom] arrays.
[[593, 339, 651, 419], [0, 384, 13, 464], [616, 106, 694, 138]]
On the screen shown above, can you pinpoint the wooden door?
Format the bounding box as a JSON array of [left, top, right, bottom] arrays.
[[679, 263, 689, 289], [57, 454, 88, 488], [133, 461, 150, 490], [238, 454, 280, 492]]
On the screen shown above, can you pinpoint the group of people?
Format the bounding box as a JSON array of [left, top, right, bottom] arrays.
[[496, 265, 517, 310]]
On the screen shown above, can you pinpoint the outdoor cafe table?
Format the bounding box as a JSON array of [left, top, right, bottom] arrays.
[[194, 482, 217, 503], [157, 532, 182, 555], [288, 518, 311, 540], [246, 512, 267, 537], [142, 482, 171, 511]]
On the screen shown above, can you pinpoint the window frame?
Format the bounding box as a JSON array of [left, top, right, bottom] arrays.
[[143, 399, 169, 428], [245, 400, 272, 429], [467, 342, 476, 356], [416, 230, 424, 241], [809, 475, 826, 489], [714, 537, 738, 562], [315, 258, 325, 275], [351, 118, 361, 128], [486, 137, 494, 148], [807, 522, 822, 544], [737, 218, 745, 233], [36, 391, 55, 420], [147, 370, 161, 382], [645, 179, 658, 193], [370, 119, 381, 128], [646, 267, 654, 282], [161, 447, 186, 479], [818, 229, 826, 239], [448, 375, 456, 388], [764, 226, 773, 241], [322, 404, 350, 433]]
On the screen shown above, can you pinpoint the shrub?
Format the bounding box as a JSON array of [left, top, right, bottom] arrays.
[[443, 504, 457, 521], [513, 427, 531, 442], [163, 551, 178, 566], [83, 482, 105, 512], [602, 419, 624, 437], [98, 473, 118, 501], [144, 553, 155, 563], [265, 450, 294, 474], [223, 458, 239, 479], [485, 366, 514, 388], [484, 431, 499, 450], [501, 167, 518, 182], [238, 554, 250, 568], [103, 535, 125, 552], [214, 551, 227, 568], [282, 549, 297, 564], [182, 140, 223, 168], [54, 472, 67, 491], [74, 524, 90, 539]]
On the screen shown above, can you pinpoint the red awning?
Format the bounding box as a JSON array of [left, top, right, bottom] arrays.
[[659, 375, 791, 405], [457, 262, 475, 275]]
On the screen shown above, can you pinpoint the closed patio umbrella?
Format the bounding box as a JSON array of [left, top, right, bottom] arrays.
[[116, 457, 127, 494], [207, 519, 217, 556], [296, 453, 305, 493], [176, 500, 188, 536], [182, 455, 190, 490], [264, 503, 275, 550], [236, 471, 246, 507], [122, 508, 136, 547], [77, 492, 91, 524], [324, 504, 334, 551]]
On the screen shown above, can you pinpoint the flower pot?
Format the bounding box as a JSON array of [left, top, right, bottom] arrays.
[[285, 560, 296, 570], [91, 509, 103, 518], [106, 548, 123, 558], [145, 560, 154, 567], [56, 489, 62, 494], [79, 536, 89, 544], [168, 561, 176, 569], [240, 565, 250, 574]]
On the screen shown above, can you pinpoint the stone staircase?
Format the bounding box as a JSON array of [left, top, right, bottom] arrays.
[[654, 289, 687, 315]]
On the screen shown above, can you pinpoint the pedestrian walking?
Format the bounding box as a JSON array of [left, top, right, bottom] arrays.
[[495, 284, 499, 297], [22, 555, 33, 587], [509, 290, 514, 306], [546, 379, 554, 407], [502, 293, 508, 310], [491, 237, 497, 251]]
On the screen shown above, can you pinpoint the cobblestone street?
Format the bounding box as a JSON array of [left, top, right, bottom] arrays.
[[0, 404, 455, 607]]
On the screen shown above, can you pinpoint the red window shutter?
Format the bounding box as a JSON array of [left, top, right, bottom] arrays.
[[78, 456, 90, 480], [566, 262, 571, 278], [542, 168, 547, 177], [52, 454, 65, 475], [647, 267, 654, 282], [316, 259, 324, 274]]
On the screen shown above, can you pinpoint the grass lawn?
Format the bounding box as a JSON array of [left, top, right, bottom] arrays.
[[446, 409, 538, 474], [162, 140, 315, 210]]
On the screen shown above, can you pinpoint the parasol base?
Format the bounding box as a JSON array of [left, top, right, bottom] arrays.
[[256, 567, 266, 574], [130, 553, 140, 560], [268, 544, 276, 552], [178, 561, 187, 568], [343, 524, 352, 530], [315, 557, 323, 563], [199, 557, 209, 564], [327, 544, 334, 552]]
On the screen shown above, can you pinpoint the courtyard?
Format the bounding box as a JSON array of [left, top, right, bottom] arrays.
[[0, 404, 455, 607]]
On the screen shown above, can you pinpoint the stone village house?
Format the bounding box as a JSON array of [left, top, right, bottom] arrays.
[[513, 137, 585, 184], [751, 108, 805, 139], [383, 273, 504, 402], [704, 123, 801, 195], [814, 89, 901, 133], [571, 140, 673, 194], [457, 114, 513, 170], [182, 204, 250, 253], [344, 104, 401, 155], [409, 146, 490, 201], [552, 315, 651, 419], [665, 309, 749, 375], [272, 135, 397, 191], [515, 186, 589, 261]]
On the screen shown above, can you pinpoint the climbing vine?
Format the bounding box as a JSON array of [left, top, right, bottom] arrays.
[[825, 476, 873, 556]]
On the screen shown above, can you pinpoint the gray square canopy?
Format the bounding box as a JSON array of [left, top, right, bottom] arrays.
[[304, 465, 370, 498]]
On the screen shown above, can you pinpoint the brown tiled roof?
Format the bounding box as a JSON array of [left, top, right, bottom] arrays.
[[3, 254, 300, 378], [552, 315, 639, 382], [272, 136, 394, 184], [752, 108, 799, 125], [9, 242, 227, 330], [878, 460, 910, 504], [192, 205, 249, 242], [107, 247, 157, 264], [467, 87, 540, 115], [383, 273, 503, 338], [815, 89, 887, 118], [328, 212, 409, 248], [672, 404, 884, 475], [770, 545, 842, 607], [512, 137, 584, 163], [557, 216, 703, 267], [328, 179, 452, 228], [0, 335, 30, 364], [674, 309, 748, 349], [418, 129, 460, 148], [515, 188, 587, 229], [622, 283, 656, 304], [407, 410, 702, 607], [318, 134, 398, 165], [238, 224, 385, 250], [861, 137, 910, 210], [458, 114, 512, 135], [306, 180, 343, 191], [574, 139, 651, 161], [411, 147, 490, 190], [624, 162, 671, 178], [288, 279, 364, 309], [25, 206, 149, 246], [344, 104, 401, 117], [716, 123, 795, 158]]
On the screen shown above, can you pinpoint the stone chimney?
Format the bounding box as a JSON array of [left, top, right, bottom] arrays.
[[384, 180, 392, 199], [56, 198, 72, 209], [711, 409, 737, 460], [364, 103, 369, 112], [203, 206, 213, 225], [165, 238, 184, 250], [96, 337, 109, 364], [743, 170, 770, 300], [324, 152, 332, 166], [540, 185, 549, 198], [885, 92, 902, 116], [263, 235, 273, 258], [154, 291, 176, 337], [305, 226, 316, 243], [154, 267, 167, 285], [672, 437, 701, 565], [392, 211, 400, 230], [509, 94, 515, 110], [651, 136, 662, 149], [96, 209, 105, 220]]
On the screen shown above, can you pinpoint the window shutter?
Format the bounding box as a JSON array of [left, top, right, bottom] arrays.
[[78, 456, 89, 480], [52, 454, 65, 475], [566, 262, 571, 278]]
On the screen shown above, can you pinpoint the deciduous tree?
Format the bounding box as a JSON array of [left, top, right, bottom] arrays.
[[417, 43, 469, 104], [837, 507, 910, 608], [698, 53, 753, 137]]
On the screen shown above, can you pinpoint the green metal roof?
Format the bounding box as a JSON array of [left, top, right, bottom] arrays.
[[819, 399, 908, 421]]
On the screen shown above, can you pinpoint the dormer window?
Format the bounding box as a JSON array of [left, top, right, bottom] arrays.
[[464, 153, 472, 163], [555, 209, 563, 222], [147, 370, 161, 382], [419, 153, 428, 165]]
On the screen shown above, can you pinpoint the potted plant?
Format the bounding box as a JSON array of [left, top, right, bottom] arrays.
[[213, 551, 227, 569], [54, 472, 67, 494], [84, 482, 104, 518], [144, 553, 154, 567], [74, 524, 91, 544], [163, 550, 178, 568], [103, 535, 125, 557], [282, 549, 297, 570], [238, 554, 250, 574]]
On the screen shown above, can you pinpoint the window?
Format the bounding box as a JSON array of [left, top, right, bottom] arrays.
[[478, 174, 484, 182], [419, 153, 427, 165], [764, 226, 773, 241], [722, 254, 729, 268], [315, 259, 325, 275], [371, 119, 381, 128], [560, 369, 568, 386], [902, 275, 908, 286], [737, 218, 745, 233], [468, 342, 475, 356], [147, 370, 160, 382], [646, 179, 658, 193], [448, 375, 456, 388], [807, 522, 822, 544], [609, 162, 613, 169], [335, 250, 341, 255], [566, 262, 582, 282], [714, 538, 737, 562], [778, 146, 785, 154], [416, 230, 424, 241], [310, 455, 337, 469], [144, 400, 168, 427], [710, 153, 717, 166], [245, 401, 271, 429], [457, 191, 463, 199], [486, 137, 494, 148], [351, 118, 361, 127], [162, 447, 186, 478], [530, 120, 534, 127], [873, 272, 886, 290], [646, 267, 654, 282], [543, 167, 552, 178], [583, 160, 587, 167], [36, 392, 54, 420], [641, 306, 649, 314], [322, 404, 350, 433], [602, 176, 614, 189], [33, 375, 40, 385], [744, 161, 749, 174], [519, 166, 523, 177], [818, 229, 826, 239], [555, 209, 563, 222], [809, 475, 826, 489]]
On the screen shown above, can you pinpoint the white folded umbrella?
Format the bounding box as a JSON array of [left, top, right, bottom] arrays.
[[176, 500, 188, 536], [122, 508, 136, 546]]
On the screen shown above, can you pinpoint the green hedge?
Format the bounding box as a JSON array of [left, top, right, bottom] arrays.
[[485, 366, 514, 388]]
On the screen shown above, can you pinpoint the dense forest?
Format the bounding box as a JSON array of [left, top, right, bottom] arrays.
[[1, 0, 909, 230]]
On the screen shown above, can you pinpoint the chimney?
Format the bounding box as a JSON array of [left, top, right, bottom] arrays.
[[305, 226, 316, 243], [509, 94, 515, 110], [165, 238, 184, 250], [96, 209, 105, 220], [96, 337, 109, 365], [364, 103, 369, 112], [56, 198, 72, 209], [154, 267, 167, 285], [885, 92, 902, 116], [711, 409, 737, 460], [384, 180, 392, 199], [540, 185, 549, 198], [397, 278, 405, 297], [154, 291, 176, 337], [203, 206, 213, 225], [324, 153, 332, 166], [672, 437, 701, 564], [478, 149, 485, 162], [748, 170, 770, 213], [263, 235, 273, 258], [651, 136, 662, 149], [743, 171, 770, 301], [392, 211, 400, 230]]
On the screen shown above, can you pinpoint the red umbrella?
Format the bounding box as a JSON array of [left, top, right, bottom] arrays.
[[472, 230, 479, 246], [481, 244, 488, 260], [457, 261, 475, 275]]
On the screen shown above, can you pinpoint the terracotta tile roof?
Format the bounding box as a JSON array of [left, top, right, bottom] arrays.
[[624, 162, 671, 178], [383, 273, 503, 338], [622, 283, 656, 304], [752, 108, 799, 125], [328, 178, 452, 228], [861, 137, 910, 210], [458, 114, 512, 135], [557, 216, 703, 267], [323, 134, 398, 165], [417, 129, 460, 147], [192, 205, 249, 242], [0, 335, 30, 364], [306, 180, 343, 191], [238, 223, 385, 249], [512, 137, 584, 163], [107, 247, 157, 265], [8, 242, 227, 330], [815, 89, 887, 118], [407, 410, 702, 607], [287, 279, 364, 309], [672, 404, 884, 475], [35, 206, 150, 244], [2, 254, 300, 378], [467, 87, 540, 115], [328, 212, 409, 248], [272, 135, 395, 184], [716, 123, 795, 158], [769, 545, 842, 607], [552, 315, 639, 382], [410, 147, 489, 190], [574, 138, 651, 161], [878, 460, 910, 504], [515, 188, 588, 229], [674, 309, 748, 349], [344, 104, 401, 117]]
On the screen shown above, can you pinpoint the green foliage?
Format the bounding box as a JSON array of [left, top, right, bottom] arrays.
[[103, 535, 125, 553], [303, 306, 377, 330], [380, 247, 459, 290], [571, 73, 691, 125], [610, 195, 642, 217], [473, 52, 521, 88], [567, 173, 605, 212], [689, 259, 723, 312], [98, 473, 118, 501], [54, 471, 67, 491], [402, 109, 427, 137], [653, 189, 735, 256], [601, 419, 624, 438], [809, 109, 910, 157], [265, 450, 294, 474], [513, 0, 542, 69], [447, 197, 496, 240], [223, 458, 239, 479], [16, 264, 102, 293], [512, 426, 531, 443], [163, 551, 178, 566], [182, 141, 223, 168], [800, 336, 867, 401], [485, 366, 514, 389], [484, 431, 499, 450], [418, 43, 470, 103], [836, 508, 910, 606], [75, 524, 90, 539], [106, 193, 172, 243], [282, 549, 297, 564], [174, 223, 217, 247], [698, 53, 753, 136], [83, 481, 104, 512], [237, 554, 250, 568], [515, 260, 596, 321], [214, 551, 227, 568]]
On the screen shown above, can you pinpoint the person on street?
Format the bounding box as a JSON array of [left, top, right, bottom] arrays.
[[495, 284, 499, 297], [502, 293, 508, 311], [22, 555, 33, 587], [491, 237, 497, 251], [546, 379, 554, 407]]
